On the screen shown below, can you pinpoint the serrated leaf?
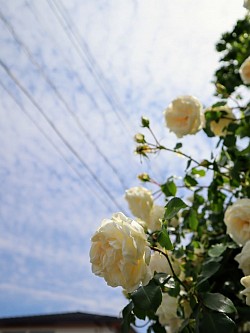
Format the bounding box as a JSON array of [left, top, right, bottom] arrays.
[[164, 197, 188, 220], [161, 180, 177, 197], [208, 244, 227, 257], [199, 310, 236, 333], [157, 228, 173, 250], [131, 280, 162, 312], [184, 175, 198, 187], [203, 292, 236, 314]]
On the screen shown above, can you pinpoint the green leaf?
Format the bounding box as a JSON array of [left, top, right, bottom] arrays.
[[197, 261, 221, 286], [161, 179, 177, 197], [202, 292, 236, 314], [199, 310, 236, 333], [164, 197, 188, 220], [167, 280, 180, 297], [131, 280, 162, 312], [174, 142, 182, 150], [184, 175, 198, 187], [186, 159, 192, 170], [191, 168, 206, 177], [121, 302, 134, 333], [157, 227, 173, 250], [208, 244, 227, 257], [188, 209, 199, 231], [133, 306, 146, 320], [212, 101, 227, 108], [223, 134, 236, 147], [199, 159, 211, 167]]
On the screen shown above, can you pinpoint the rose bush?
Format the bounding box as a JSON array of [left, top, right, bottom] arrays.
[[90, 8, 250, 333], [90, 212, 152, 292], [164, 95, 204, 138]]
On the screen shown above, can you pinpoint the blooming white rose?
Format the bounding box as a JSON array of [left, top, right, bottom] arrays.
[[224, 198, 250, 245], [208, 105, 235, 136], [240, 275, 250, 306], [148, 205, 180, 231], [148, 205, 165, 231], [164, 95, 204, 138], [156, 294, 181, 332], [235, 240, 250, 275], [89, 212, 152, 292], [244, 0, 250, 10], [149, 251, 181, 276], [125, 186, 153, 222], [239, 56, 250, 84]]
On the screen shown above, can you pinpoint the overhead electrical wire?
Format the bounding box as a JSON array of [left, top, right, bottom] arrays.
[[26, 1, 100, 111], [0, 79, 113, 211], [47, 0, 134, 136], [53, 0, 132, 124], [0, 9, 127, 190], [0, 58, 124, 211]]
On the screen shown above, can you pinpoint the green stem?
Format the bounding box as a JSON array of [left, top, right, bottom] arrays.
[[150, 246, 188, 292]]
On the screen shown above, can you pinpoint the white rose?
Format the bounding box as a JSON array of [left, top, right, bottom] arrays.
[[148, 205, 165, 231], [208, 105, 235, 136], [244, 0, 250, 10], [224, 199, 250, 246], [89, 212, 152, 292], [125, 186, 153, 222], [148, 205, 180, 231], [149, 251, 181, 276], [235, 240, 250, 275], [239, 56, 250, 84], [164, 95, 204, 138], [156, 294, 181, 332], [240, 275, 250, 306]]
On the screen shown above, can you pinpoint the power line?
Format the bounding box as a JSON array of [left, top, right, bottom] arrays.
[[0, 79, 113, 211], [54, 0, 134, 127], [0, 9, 127, 190], [0, 58, 124, 211], [47, 0, 134, 136]]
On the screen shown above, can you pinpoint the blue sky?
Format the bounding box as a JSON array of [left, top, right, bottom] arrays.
[[0, 0, 246, 326]]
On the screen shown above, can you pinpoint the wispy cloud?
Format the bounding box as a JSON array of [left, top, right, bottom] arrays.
[[0, 0, 245, 320]]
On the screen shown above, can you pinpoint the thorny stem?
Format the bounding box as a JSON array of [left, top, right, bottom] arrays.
[[150, 246, 188, 292]]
